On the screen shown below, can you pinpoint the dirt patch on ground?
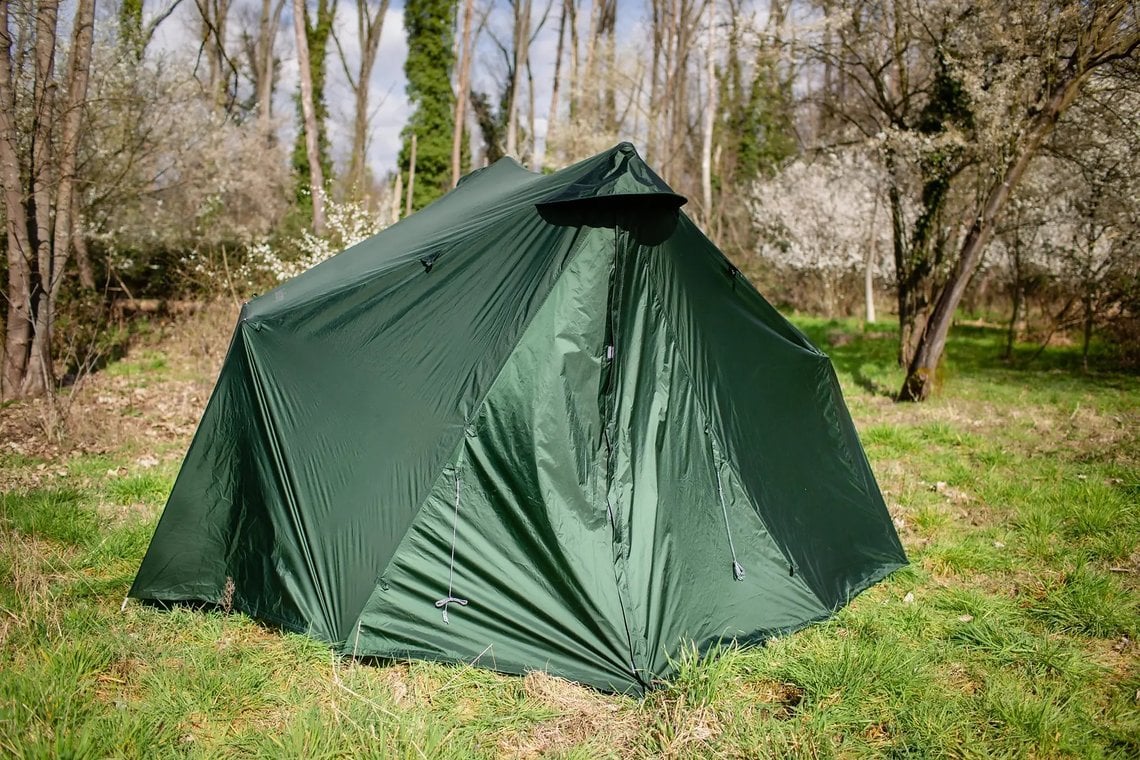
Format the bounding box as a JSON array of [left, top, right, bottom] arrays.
[[0, 301, 238, 486], [496, 671, 638, 758]]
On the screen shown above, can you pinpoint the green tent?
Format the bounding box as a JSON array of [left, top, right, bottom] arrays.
[[131, 143, 905, 693]]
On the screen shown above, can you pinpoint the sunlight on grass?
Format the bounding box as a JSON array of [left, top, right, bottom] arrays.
[[1, 318, 1137, 757]]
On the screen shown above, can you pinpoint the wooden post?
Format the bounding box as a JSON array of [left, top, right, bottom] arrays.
[[406, 132, 417, 216]]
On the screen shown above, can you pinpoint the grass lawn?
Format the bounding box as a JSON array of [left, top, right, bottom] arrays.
[[1, 311, 1137, 758]]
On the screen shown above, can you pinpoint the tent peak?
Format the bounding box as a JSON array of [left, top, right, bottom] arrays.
[[540, 142, 686, 208]]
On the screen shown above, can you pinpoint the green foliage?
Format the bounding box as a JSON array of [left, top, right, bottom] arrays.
[[118, 0, 145, 60], [400, 0, 457, 211], [471, 90, 505, 165], [715, 44, 796, 187]]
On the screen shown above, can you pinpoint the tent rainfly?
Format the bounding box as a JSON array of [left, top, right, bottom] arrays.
[[131, 143, 906, 694]]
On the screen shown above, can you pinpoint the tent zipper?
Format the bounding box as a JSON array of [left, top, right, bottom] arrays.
[[601, 225, 645, 687]]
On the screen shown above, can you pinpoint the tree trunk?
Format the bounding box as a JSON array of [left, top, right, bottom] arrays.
[[197, 0, 233, 107], [699, 0, 715, 226], [339, 0, 387, 196], [391, 171, 402, 223], [864, 246, 877, 324], [864, 195, 879, 324], [566, 0, 578, 122], [1004, 231, 1022, 361], [254, 0, 285, 138], [1081, 291, 1093, 371], [451, 0, 474, 186], [1, 0, 95, 399], [0, 0, 35, 397], [505, 0, 531, 158], [24, 0, 62, 398], [599, 0, 616, 133], [899, 74, 1085, 401], [293, 0, 326, 233], [73, 207, 95, 289], [405, 132, 416, 217], [537, 0, 567, 170], [646, 0, 661, 164], [526, 56, 536, 168]]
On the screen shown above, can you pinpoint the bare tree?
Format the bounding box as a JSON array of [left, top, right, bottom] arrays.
[[451, 0, 474, 186], [333, 0, 390, 197], [647, 0, 705, 189], [293, 0, 326, 232], [699, 0, 717, 224], [1, 0, 97, 399], [196, 0, 240, 109], [505, 0, 531, 158], [534, 0, 569, 170], [242, 0, 286, 138]]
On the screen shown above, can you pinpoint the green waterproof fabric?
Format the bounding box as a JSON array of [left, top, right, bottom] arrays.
[[131, 143, 906, 693]]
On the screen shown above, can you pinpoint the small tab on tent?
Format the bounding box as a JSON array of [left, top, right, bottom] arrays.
[[419, 251, 442, 272], [725, 263, 740, 279], [434, 596, 468, 624], [789, 564, 796, 577], [606, 345, 615, 361], [732, 561, 746, 582]]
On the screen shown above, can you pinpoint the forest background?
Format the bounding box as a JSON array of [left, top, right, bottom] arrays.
[[1, 0, 1138, 406]]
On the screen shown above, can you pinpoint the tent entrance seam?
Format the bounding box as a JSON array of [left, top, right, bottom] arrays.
[[603, 224, 646, 686]]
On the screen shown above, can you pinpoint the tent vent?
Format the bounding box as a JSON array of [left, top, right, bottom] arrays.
[[434, 467, 469, 624]]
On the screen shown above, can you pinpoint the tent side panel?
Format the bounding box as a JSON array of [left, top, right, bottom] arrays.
[[609, 242, 831, 682], [643, 217, 906, 610], [351, 228, 641, 693], [130, 326, 314, 636]]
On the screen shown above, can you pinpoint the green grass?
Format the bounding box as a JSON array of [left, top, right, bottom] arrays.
[[1, 317, 1138, 758]]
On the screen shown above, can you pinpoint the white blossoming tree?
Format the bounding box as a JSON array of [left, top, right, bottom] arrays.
[[805, 0, 1140, 400], [250, 195, 388, 283], [751, 150, 894, 320]]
